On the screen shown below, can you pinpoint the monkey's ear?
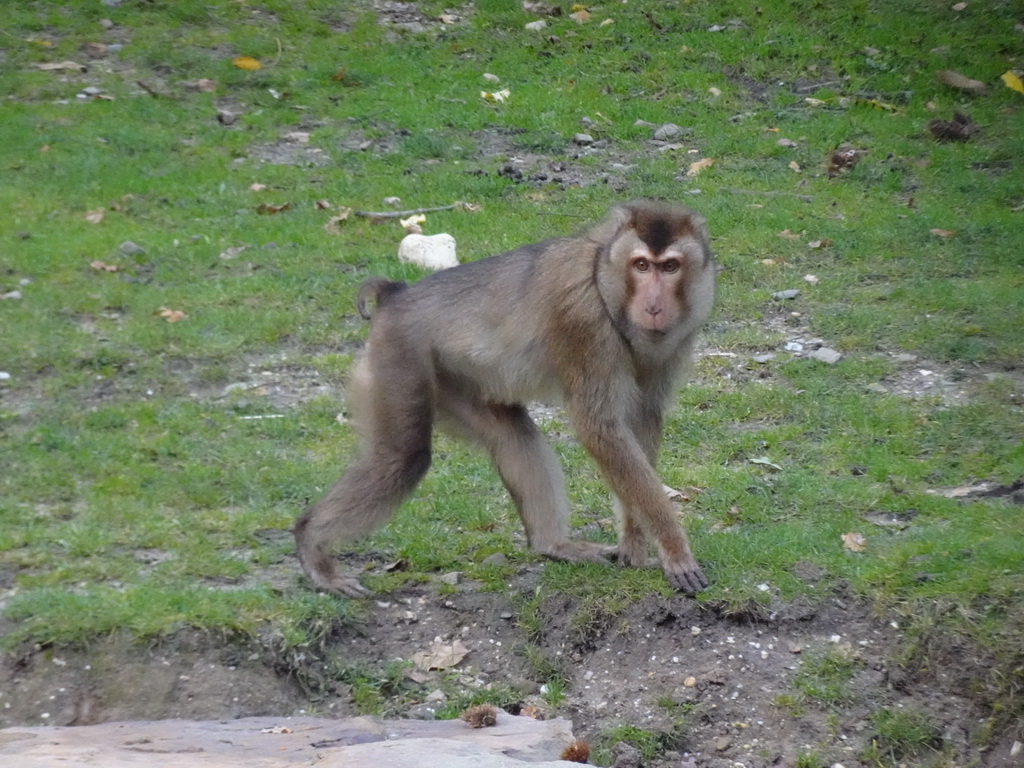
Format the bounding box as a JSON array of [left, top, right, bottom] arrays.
[[586, 204, 634, 245], [688, 209, 710, 242]]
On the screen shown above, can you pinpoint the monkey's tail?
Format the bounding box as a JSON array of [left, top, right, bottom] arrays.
[[356, 277, 407, 320]]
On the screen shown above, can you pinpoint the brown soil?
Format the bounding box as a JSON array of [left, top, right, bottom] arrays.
[[1, 564, 1020, 767]]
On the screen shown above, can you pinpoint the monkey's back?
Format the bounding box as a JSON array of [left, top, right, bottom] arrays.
[[373, 237, 601, 406]]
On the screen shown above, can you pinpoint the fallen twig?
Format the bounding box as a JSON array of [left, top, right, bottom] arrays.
[[354, 201, 478, 219]]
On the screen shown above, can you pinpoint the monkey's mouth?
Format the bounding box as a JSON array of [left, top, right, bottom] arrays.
[[640, 327, 669, 340]]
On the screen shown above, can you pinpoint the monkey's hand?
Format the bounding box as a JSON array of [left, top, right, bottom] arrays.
[[663, 558, 708, 595]]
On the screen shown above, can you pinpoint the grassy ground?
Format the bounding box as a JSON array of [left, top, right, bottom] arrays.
[[1, 0, 1022, 754]]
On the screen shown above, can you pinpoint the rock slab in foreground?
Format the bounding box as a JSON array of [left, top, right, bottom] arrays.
[[0, 711, 576, 767]]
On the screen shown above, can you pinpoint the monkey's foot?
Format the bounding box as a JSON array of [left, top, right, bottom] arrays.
[[309, 570, 373, 599], [296, 548, 374, 598], [662, 558, 708, 595], [610, 537, 651, 568], [540, 540, 617, 563]]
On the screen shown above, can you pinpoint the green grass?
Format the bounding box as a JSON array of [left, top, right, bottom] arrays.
[[862, 707, 944, 766], [1, 0, 1022, 736]]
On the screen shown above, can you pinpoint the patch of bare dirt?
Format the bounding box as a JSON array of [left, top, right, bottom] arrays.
[[2, 570, 1018, 766]]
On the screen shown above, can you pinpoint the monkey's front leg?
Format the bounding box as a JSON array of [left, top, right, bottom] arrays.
[[581, 422, 708, 594]]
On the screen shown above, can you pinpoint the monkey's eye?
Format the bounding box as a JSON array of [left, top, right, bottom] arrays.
[[634, 259, 651, 273], [660, 259, 680, 274]]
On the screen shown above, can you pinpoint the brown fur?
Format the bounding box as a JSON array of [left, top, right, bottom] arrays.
[[294, 201, 716, 598]]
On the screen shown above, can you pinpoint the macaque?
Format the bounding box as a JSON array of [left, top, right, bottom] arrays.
[[294, 200, 716, 598]]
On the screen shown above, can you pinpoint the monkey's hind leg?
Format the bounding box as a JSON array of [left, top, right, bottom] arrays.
[[295, 360, 433, 598], [448, 400, 614, 564]]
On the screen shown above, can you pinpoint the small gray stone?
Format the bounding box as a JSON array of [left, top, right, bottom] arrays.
[[481, 553, 508, 567], [808, 347, 842, 364], [772, 289, 800, 300], [752, 353, 776, 363], [406, 703, 439, 720], [438, 571, 462, 586], [572, 133, 594, 145], [82, 86, 102, 96], [118, 240, 146, 257], [653, 122, 683, 141]]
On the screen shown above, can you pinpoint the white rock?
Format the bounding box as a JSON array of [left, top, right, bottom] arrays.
[[524, 20, 547, 31], [398, 233, 458, 271]]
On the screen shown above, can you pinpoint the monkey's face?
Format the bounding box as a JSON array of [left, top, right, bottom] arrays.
[[613, 229, 710, 338]]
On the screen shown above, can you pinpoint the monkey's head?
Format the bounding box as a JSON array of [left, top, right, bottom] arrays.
[[594, 201, 715, 344]]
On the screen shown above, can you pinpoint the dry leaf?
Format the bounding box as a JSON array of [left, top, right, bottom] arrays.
[[89, 260, 118, 272], [1000, 70, 1024, 95], [256, 202, 290, 215], [324, 207, 352, 234], [183, 78, 217, 93], [853, 96, 899, 112], [807, 238, 832, 249], [827, 147, 861, 176], [232, 56, 262, 71], [803, 274, 819, 284], [788, 160, 801, 172], [519, 706, 543, 720], [219, 246, 247, 260], [686, 158, 715, 177], [461, 704, 498, 728], [935, 69, 987, 94], [314, 199, 331, 210], [411, 640, 469, 672], [37, 60, 86, 72], [439, 13, 458, 24], [951, 2, 967, 10], [708, 86, 722, 97], [841, 532, 866, 552], [85, 208, 105, 224], [569, 10, 591, 22], [777, 229, 801, 240], [480, 89, 511, 103], [930, 228, 957, 238], [929, 111, 979, 142], [157, 307, 186, 323], [249, 183, 267, 192], [663, 484, 692, 502], [561, 741, 591, 763]]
